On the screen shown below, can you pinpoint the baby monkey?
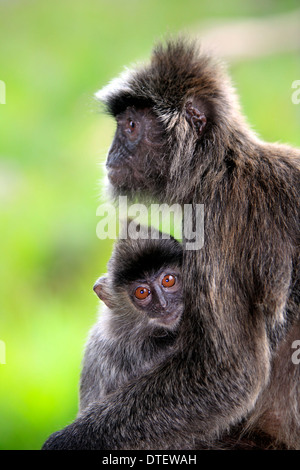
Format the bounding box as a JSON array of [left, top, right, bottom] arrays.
[[79, 233, 183, 411]]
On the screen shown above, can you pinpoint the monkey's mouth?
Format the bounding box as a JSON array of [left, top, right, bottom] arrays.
[[107, 161, 145, 189], [107, 166, 128, 187], [150, 310, 182, 330]]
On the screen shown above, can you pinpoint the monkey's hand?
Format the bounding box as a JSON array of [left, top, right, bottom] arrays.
[[41, 400, 118, 450], [42, 429, 69, 450], [42, 426, 81, 450], [42, 420, 103, 450]]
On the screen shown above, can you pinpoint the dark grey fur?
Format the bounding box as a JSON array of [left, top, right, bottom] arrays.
[[43, 38, 300, 450], [79, 235, 183, 410]]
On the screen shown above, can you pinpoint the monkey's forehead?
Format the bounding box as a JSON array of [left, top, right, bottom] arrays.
[[95, 38, 232, 119], [109, 238, 183, 286], [95, 67, 138, 108], [113, 262, 181, 287]]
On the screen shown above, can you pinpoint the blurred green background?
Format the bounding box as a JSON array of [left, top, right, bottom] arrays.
[[0, 0, 299, 450]]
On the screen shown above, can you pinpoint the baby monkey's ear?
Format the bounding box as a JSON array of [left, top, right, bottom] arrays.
[[93, 276, 113, 309]]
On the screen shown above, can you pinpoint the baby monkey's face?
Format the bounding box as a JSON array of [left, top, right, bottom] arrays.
[[129, 267, 183, 330], [93, 266, 183, 332]]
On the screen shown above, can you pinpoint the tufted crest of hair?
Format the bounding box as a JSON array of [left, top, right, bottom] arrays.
[[97, 38, 238, 121]]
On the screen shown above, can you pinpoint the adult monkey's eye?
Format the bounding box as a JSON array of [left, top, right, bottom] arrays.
[[162, 274, 176, 288], [135, 286, 150, 300], [126, 118, 136, 133]]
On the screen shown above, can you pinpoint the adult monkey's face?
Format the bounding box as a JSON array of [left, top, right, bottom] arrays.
[[105, 105, 169, 198], [95, 39, 220, 202]]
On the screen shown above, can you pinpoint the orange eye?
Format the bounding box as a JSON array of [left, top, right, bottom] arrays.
[[162, 274, 176, 288], [135, 286, 150, 300]]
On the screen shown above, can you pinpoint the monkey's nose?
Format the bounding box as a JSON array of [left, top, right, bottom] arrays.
[[153, 285, 167, 309]]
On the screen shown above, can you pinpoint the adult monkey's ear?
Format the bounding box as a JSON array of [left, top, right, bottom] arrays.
[[185, 101, 207, 137]]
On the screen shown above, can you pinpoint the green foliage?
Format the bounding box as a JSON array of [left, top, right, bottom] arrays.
[[0, 0, 299, 450]]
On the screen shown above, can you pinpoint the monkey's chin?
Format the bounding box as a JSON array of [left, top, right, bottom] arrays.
[[107, 167, 126, 187], [150, 312, 182, 331], [107, 167, 145, 196]]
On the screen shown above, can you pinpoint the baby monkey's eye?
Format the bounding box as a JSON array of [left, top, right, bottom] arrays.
[[162, 274, 176, 288], [135, 286, 151, 300]]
